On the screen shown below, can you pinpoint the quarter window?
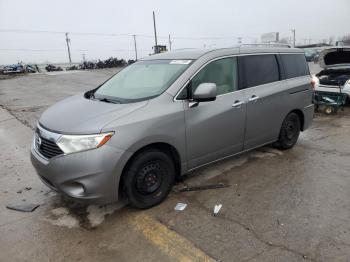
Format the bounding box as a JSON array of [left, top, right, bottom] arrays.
[[281, 54, 309, 78], [241, 55, 280, 88], [191, 57, 238, 96]]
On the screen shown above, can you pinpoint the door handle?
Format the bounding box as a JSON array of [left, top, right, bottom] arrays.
[[232, 100, 244, 108], [249, 95, 259, 102]]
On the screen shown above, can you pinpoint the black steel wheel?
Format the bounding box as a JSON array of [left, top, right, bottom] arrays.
[[273, 112, 301, 150], [124, 149, 175, 209]]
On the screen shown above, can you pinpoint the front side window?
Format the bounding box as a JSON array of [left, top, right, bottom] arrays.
[[95, 60, 192, 103], [241, 55, 280, 88], [191, 57, 238, 96]]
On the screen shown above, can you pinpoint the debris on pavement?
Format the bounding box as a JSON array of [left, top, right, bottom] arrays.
[[44, 207, 79, 229], [6, 202, 40, 212], [176, 182, 230, 192], [174, 203, 187, 211], [213, 204, 223, 216], [16, 186, 32, 194], [87, 202, 126, 228], [277, 219, 284, 226]]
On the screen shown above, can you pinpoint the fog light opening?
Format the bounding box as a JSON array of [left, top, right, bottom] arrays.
[[64, 182, 86, 197]]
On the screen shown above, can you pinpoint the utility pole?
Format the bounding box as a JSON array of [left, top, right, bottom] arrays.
[[153, 11, 158, 52], [133, 34, 138, 60], [65, 32, 72, 65], [291, 29, 296, 47], [168, 34, 172, 51]]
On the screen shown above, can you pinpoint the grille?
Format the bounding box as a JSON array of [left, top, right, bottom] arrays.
[[35, 132, 64, 159]]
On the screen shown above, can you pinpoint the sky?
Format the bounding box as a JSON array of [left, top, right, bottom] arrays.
[[0, 0, 349, 65]]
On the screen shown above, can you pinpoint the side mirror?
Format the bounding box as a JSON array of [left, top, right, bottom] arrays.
[[192, 83, 217, 102]]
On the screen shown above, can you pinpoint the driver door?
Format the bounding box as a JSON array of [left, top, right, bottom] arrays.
[[183, 57, 246, 169]]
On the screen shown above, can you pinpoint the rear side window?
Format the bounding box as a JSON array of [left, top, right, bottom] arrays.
[[280, 54, 309, 78], [241, 55, 279, 88]]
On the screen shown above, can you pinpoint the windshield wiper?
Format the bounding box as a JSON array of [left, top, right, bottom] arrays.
[[97, 97, 121, 104]]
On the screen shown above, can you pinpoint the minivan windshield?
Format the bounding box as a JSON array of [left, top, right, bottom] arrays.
[[94, 59, 192, 103]]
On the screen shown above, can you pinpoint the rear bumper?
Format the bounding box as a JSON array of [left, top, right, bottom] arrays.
[[302, 104, 314, 131], [31, 142, 132, 204]]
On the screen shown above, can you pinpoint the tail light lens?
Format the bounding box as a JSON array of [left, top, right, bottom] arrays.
[[311, 79, 316, 90], [311, 75, 319, 90]]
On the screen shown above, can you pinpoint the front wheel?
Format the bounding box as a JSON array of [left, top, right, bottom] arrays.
[[124, 149, 175, 209], [273, 112, 301, 150]]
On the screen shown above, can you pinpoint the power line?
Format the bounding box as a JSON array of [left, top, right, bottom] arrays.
[[0, 28, 256, 41], [0, 48, 66, 52], [0, 29, 132, 37], [0, 48, 150, 52]]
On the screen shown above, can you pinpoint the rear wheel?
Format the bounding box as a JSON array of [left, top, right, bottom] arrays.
[[273, 112, 301, 150], [124, 149, 175, 209]]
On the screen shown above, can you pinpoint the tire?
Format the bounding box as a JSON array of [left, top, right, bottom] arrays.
[[124, 149, 175, 209], [273, 112, 301, 150], [346, 96, 350, 105], [324, 106, 335, 115]]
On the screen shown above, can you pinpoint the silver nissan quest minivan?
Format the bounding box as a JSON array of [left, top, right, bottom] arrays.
[[31, 46, 314, 208]]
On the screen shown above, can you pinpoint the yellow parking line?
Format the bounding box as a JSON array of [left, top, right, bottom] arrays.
[[129, 213, 215, 262]]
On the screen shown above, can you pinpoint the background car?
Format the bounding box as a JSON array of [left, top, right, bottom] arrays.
[[304, 49, 317, 62], [313, 47, 350, 103]]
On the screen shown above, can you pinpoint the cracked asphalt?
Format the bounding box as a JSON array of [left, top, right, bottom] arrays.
[[1, 64, 350, 261]]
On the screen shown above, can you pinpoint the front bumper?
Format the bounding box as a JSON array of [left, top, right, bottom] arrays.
[[31, 143, 132, 204]]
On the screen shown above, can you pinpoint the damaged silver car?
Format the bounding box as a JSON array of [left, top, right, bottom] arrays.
[[31, 46, 314, 209]]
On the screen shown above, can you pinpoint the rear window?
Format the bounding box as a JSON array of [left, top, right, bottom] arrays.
[[281, 54, 309, 78], [241, 55, 280, 88]]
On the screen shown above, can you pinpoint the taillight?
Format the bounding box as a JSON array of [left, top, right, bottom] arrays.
[[311, 79, 316, 90], [311, 75, 319, 90]]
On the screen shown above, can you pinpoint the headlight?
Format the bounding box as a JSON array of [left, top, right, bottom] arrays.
[[56, 132, 114, 154]]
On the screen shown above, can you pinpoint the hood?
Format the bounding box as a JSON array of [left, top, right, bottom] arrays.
[[39, 93, 148, 134], [319, 47, 350, 68]]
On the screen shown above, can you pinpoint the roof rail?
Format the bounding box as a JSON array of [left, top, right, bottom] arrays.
[[237, 43, 292, 48]]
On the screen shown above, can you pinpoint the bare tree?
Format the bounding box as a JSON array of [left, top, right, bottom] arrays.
[[338, 34, 350, 41], [328, 36, 335, 45], [279, 37, 290, 44], [343, 34, 350, 41]]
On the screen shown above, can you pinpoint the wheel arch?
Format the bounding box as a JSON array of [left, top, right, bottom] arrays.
[[289, 109, 305, 131], [118, 142, 182, 198]]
